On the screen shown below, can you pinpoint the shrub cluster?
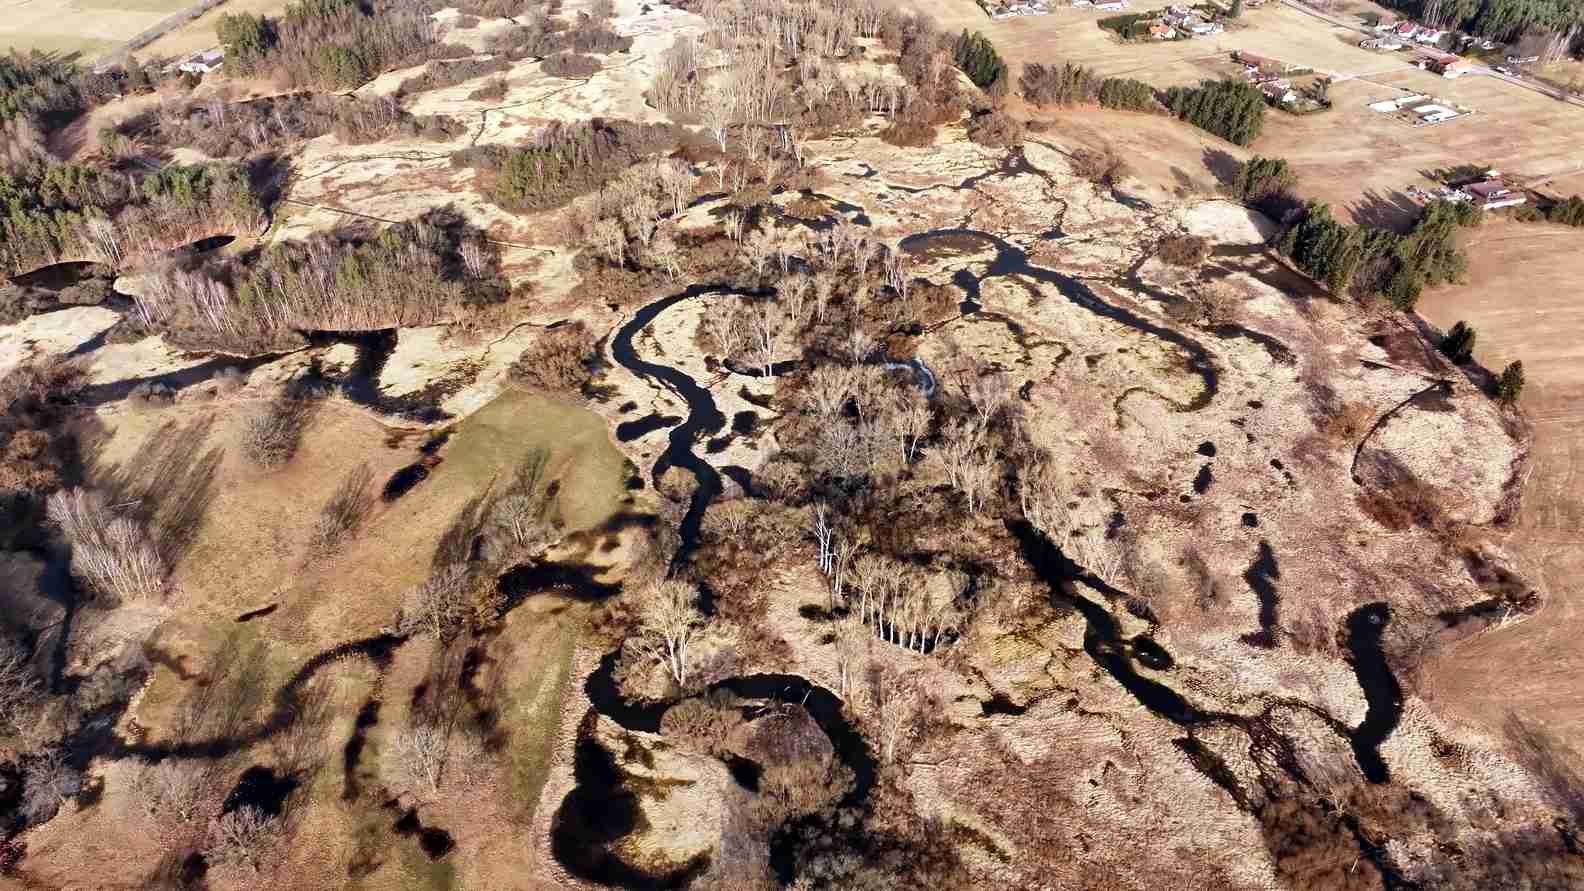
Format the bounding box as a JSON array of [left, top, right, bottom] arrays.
[[453, 118, 679, 212]]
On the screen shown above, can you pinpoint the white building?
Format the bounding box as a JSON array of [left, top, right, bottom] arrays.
[[177, 50, 224, 75]]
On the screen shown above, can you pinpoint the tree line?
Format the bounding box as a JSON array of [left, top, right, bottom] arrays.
[[1165, 78, 1268, 146], [1020, 61, 1158, 111], [0, 159, 263, 278], [132, 209, 509, 354], [1381, 0, 1584, 52]]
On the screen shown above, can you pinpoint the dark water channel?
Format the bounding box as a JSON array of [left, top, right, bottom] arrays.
[[898, 228, 1218, 411], [562, 651, 877, 889], [609, 285, 768, 569], [1008, 520, 1405, 781]]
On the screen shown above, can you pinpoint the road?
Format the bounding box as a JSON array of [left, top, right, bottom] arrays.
[[1282, 0, 1584, 110]]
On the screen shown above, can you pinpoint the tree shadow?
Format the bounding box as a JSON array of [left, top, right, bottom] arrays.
[[93, 414, 225, 570], [1201, 147, 1242, 189], [1505, 712, 1584, 824], [1349, 189, 1422, 232]]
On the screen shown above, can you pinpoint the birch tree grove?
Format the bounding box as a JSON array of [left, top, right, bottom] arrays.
[[633, 580, 706, 687]]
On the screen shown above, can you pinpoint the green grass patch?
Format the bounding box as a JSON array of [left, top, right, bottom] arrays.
[[501, 618, 577, 827], [443, 389, 629, 532]]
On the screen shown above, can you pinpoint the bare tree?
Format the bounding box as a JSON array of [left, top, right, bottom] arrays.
[[649, 227, 683, 280], [811, 503, 835, 575], [748, 299, 787, 377], [47, 488, 166, 602], [632, 579, 705, 687], [658, 158, 696, 215], [394, 723, 448, 796], [401, 563, 473, 641], [890, 390, 930, 464], [802, 365, 855, 417], [833, 616, 866, 701], [962, 367, 1010, 428], [929, 418, 984, 490], [0, 643, 41, 734], [205, 806, 282, 874], [830, 533, 860, 609], [742, 225, 778, 277], [592, 217, 627, 266], [22, 748, 79, 823], [703, 298, 748, 361], [870, 669, 915, 765], [701, 90, 736, 152], [135, 757, 208, 825]]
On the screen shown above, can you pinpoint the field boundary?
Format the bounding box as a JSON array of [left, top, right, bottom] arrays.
[[93, 0, 230, 68]]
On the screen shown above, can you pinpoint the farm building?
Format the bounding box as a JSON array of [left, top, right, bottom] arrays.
[[1427, 53, 1474, 78], [1413, 103, 1460, 123], [175, 50, 224, 75], [1462, 178, 1527, 209], [989, 1, 1050, 19], [1367, 93, 1428, 111], [1234, 50, 1299, 73]]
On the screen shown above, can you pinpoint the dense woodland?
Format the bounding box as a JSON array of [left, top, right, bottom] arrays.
[[0, 160, 263, 276], [1380, 0, 1584, 56]]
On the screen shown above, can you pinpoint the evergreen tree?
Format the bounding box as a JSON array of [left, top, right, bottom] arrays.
[[1496, 360, 1525, 403], [1439, 321, 1477, 363], [1163, 79, 1267, 146], [953, 31, 1006, 90]]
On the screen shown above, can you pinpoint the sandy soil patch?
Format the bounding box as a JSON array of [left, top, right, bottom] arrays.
[[1175, 199, 1276, 244], [0, 306, 121, 378]]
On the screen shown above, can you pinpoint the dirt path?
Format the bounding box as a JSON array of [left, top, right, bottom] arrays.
[[1418, 217, 1584, 760]]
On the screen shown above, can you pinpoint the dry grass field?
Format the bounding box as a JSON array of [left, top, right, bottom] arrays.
[[0, 0, 290, 63], [910, 0, 1584, 224], [1418, 218, 1584, 761], [133, 0, 291, 62], [0, 0, 194, 60]]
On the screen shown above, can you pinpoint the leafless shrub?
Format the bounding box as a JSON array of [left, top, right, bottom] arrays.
[[0, 642, 41, 734], [966, 110, 1023, 147], [1157, 233, 1210, 267], [542, 52, 601, 78], [21, 748, 80, 823], [468, 77, 509, 102], [309, 463, 375, 558], [240, 390, 320, 469], [205, 806, 282, 874], [399, 563, 474, 641], [269, 676, 335, 779], [135, 757, 209, 825], [1195, 279, 1241, 325], [46, 487, 167, 602], [510, 322, 597, 394], [1066, 528, 1123, 584], [1071, 144, 1130, 187], [397, 57, 510, 98], [1318, 401, 1377, 444], [659, 694, 742, 755]]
